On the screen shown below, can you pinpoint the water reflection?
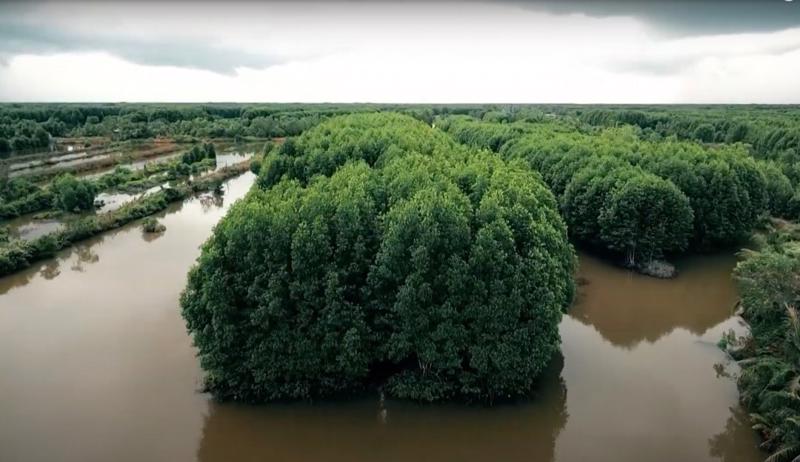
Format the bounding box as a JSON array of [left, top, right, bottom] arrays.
[[1, 238, 104, 294], [39, 259, 61, 280], [5, 216, 64, 242], [571, 253, 739, 348], [142, 229, 166, 243], [198, 193, 224, 213], [0, 171, 767, 462], [70, 244, 101, 272], [708, 405, 763, 462], [0, 173, 255, 462], [196, 354, 568, 462]]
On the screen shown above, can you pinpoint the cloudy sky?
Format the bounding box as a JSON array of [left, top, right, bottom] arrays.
[[0, 0, 799, 103]]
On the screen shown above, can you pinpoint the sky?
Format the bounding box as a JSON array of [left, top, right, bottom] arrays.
[[0, 0, 799, 103]]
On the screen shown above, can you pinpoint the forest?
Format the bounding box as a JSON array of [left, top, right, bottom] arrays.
[[726, 221, 800, 462], [441, 114, 797, 267], [182, 113, 576, 402], [2, 103, 799, 461]]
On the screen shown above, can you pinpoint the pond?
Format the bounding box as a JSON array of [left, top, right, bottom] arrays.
[[0, 171, 764, 462]]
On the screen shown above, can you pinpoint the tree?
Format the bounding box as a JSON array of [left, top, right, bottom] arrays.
[[598, 172, 693, 265], [760, 162, 794, 218], [732, 233, 800, 462], [181, 113, 575, 403], [51, 173, 97, 212], [693, 123, 715, 143]]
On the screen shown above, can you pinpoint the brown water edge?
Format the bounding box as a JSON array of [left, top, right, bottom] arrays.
[[0, 172, 764, 462]]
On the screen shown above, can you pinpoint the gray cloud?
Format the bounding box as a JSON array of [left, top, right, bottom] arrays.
[[0, 19, 280, 74], [2, 1, 799, 76], [607, 29, 800, 76], [512, 0, 800, 36]]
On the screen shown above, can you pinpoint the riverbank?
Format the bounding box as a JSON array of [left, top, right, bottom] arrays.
[[723, 219, 800, 462], [0, 161, 251, 277], [0, 223, 763, 462]]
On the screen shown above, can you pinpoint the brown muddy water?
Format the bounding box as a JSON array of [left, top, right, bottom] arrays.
[[0, 171, 764, 462]]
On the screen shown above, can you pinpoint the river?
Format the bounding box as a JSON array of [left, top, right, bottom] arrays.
[[0, 171, 765, 462]]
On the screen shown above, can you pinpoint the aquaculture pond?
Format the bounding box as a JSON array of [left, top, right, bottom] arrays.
[[0, 172, 764, 462]]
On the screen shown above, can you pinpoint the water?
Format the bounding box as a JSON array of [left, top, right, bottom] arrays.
[[6, 141, 180, 179], [80, 142, 256, 180], [94, 184, 165, 214], [4, 216, 64, 241], [0, 173, 765, 462], [214, 146, 255, 171]]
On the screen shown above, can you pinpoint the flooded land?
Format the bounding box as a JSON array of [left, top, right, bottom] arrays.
[[0, 170, 764, 462], [0, 142, 258, 243]]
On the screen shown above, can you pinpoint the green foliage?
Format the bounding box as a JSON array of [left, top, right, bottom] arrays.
[[732, 227, 800, 461], [444, 116, 767, 254], [181, 113, 575, 403], [249, 157, 262, 175], [0, 163, 248, 277], [257, 112, 457, 189], [597, 171, 693, 265], [181, 142, 217, 165], [0, 178, 54, 219], [92, 166, 138, 190], [141, 217, 166, 233], [761, 162, 796, 218], [0, 177, 39, 202], [51, 173, 97, 212]]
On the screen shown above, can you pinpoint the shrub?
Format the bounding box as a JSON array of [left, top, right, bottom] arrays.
[[249, 157, 262, 175], [732, 233, 800, 462], [760, 161, 795, 218], [181, 142, 217, 165], [51, 173, 97, 212], [141, 217, 166, 233]]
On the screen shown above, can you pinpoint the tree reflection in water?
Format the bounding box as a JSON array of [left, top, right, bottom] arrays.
[[708, 405, 765, 462], [571, 252, 739, 348], [69, 244, 100, 272], [196, 354, 568, 462], [39, 259, 61, 280], [199, 192, 224, 214]]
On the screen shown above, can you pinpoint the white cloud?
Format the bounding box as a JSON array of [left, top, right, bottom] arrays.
[[0, 2, 797, 103]]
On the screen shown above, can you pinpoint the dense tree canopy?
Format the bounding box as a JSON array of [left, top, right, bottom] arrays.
[[729, 224, 800, 462], [443, 116, 768, 255], [181, 113, 576, 403], [0, 103, 498, 156]]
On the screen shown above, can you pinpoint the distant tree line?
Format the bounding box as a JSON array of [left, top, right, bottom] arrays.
[[578, 107, 800, 186], [0, 103, 559, 157]]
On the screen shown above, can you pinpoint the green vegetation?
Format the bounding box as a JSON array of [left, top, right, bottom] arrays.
[[0, 178, 53, 219], [167, 142, 218, 177], [726, 221, 800, 462], [0, 140, 226, 222], [0, 162, 249, 277], [0, 118, 50, 153], [141, 217, 166, 233], [441, 116, 768, 266], [0, 103, 439, 157], [181, 113, 575, 403], [51, 173, 97, 212], [576, 107, 800, 217], [180, 142, 216, 165]]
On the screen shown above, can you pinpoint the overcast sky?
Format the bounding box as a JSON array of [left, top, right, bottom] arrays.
[[0, 1, 799, 103]]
